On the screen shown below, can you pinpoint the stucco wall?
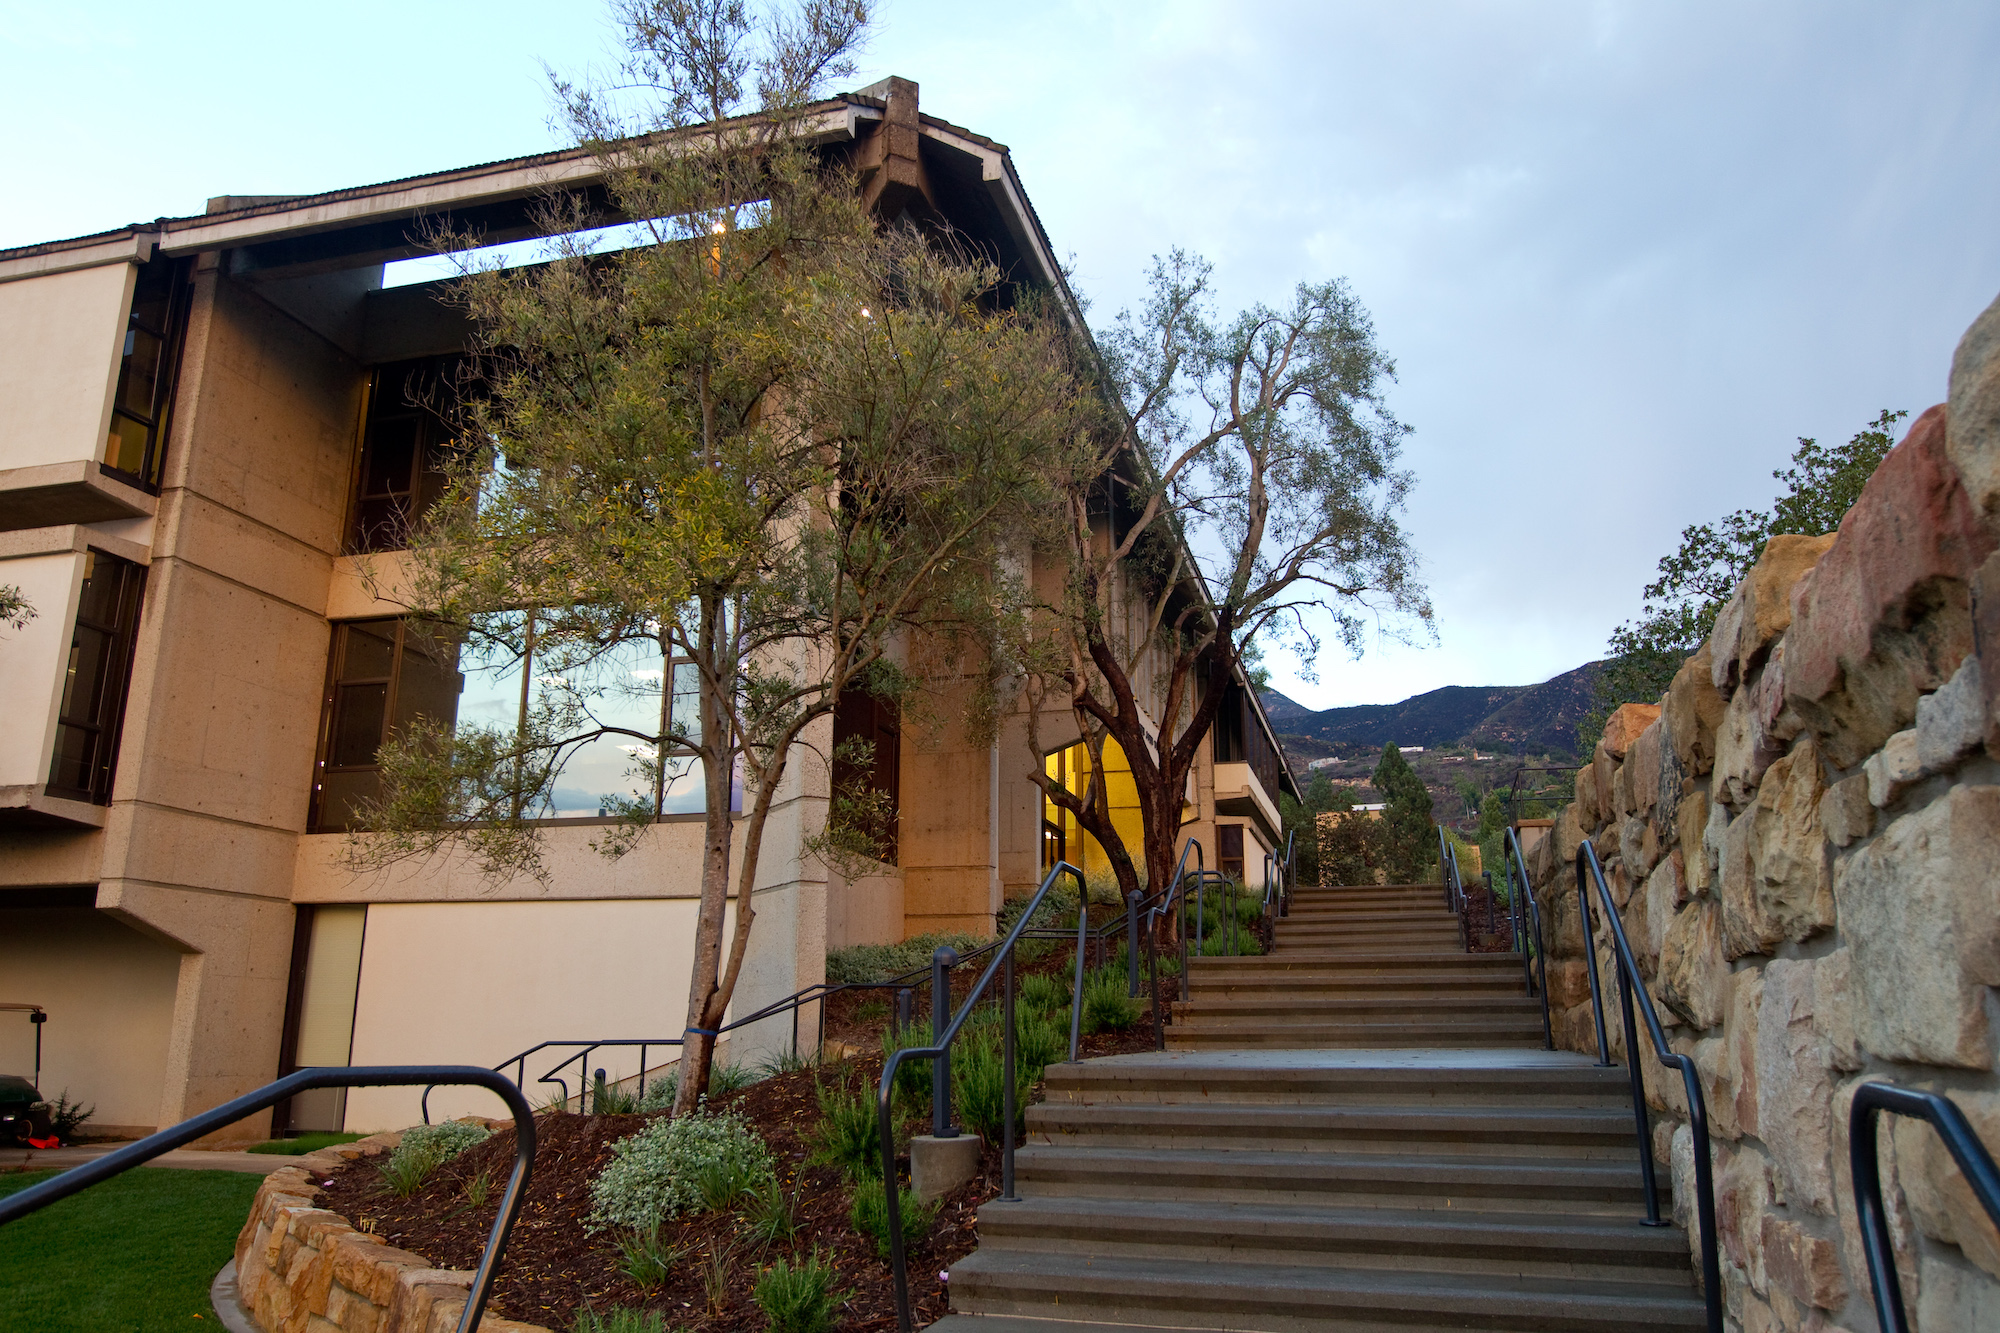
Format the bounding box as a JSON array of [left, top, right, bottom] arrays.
[[342, 897, 708, 1129], [0, 262, 131, 473], [0, 906, 181, 1132], [0, 549, 83, 789]]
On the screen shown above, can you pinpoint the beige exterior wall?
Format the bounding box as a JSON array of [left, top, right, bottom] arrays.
[[0, 261, 133, 473], [0, 905, 180, 1132], [0, 549, 84, 790], [343, 897, 710, 1130]]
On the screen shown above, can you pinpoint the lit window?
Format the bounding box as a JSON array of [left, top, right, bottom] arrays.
[[103, 257, 190, 488]]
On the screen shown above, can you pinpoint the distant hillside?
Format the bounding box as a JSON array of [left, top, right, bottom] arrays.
[[1261, 661, 1603, 761]]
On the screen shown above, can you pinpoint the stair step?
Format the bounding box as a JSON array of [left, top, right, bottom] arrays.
[[1011, 1144, 1654, 1213], [947, 1251, 1707, 1331], [1166, 1026, 1547, 1050], [1170, 999, 1543, 1024], [1042, 1054, 1629, 1109], [1190, 952, 1525, 972], [972, 1197, 1696, 1281], [1025, 1103, 1640, 1159]]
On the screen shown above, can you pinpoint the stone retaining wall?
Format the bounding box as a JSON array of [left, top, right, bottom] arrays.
[[1522, 290, 2000, 1331], [233, 1127, 550, 1333]]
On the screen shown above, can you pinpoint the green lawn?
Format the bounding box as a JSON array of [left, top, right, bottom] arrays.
[[245, 1130, 362, 1155], [0, 1167, 262, 1332]]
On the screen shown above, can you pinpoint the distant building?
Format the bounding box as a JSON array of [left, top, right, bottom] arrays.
[[1398, 746, 1424, 754]]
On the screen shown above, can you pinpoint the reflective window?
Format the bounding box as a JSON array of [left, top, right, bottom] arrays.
[[311, 615, 727, 831], [349, 357, 473, 553], [47, 551, 147, 804], [103, 257, 190, 488]]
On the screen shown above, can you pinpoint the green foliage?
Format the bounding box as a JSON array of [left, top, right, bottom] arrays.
[[1198, 920, 1263, 957], [754, 1249, 849, 1333], [850, 1183, 938, 1258], [826, 932, 985, 985], [879, 1020, 934, 1113], [247, 1131, 362, 1156], [1080, 966, 1141, 1032], [756, 1047, 819, 1079], [464, 1167, 494, 1207], [1372, 744, 1435, 883], [1589, 409, 1907, 744], [637, 1061, 754, 1113], [740, 1176, 804, 1245], [1280, 768, 1352, 884], [954, 1035, 1033, 1139], [1316, 808, 1386, 887], [1018, 972, 1067, 1014], [0, 1166, 263, 1331], [377, 1119, 491, 1196], [694, 1155, 761, 1213], [0, 583, 35, 634], [571, 1306, 669, 1333], [588, 1109, 775, 1232], [614, 1225, 679, 1291], [592, 1073, 641, 1115], [47, 1092, 93, 1140], [807, 1075, 881, 1182]]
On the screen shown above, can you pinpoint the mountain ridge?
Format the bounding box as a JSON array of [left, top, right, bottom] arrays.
[[1261, 661, 1603, 761]]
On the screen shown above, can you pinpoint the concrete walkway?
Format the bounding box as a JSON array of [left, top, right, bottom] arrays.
[[0, 1142, 302, 1174]]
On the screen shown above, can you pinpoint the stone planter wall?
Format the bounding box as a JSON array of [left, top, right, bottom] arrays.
[[1523, 291, 2000, 1332], [233, 1127, 550, 1333]]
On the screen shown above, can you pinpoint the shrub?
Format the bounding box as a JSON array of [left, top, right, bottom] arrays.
[[1199, 921, 1261, 956], [879, 1022, 933, 1113], [636, 1060, 755, 1112], [694, 1155, 761, 1212], [826, 931, 983, 985], [1018, 973, 1066, 1014], [808, 1075, 881, 1182], [613, 1225, 677, 1290], [741, 1175, 802, 1244], [378, 1119, 491, 1195], [47, 1092, 93, 1140], [754, 1250, 848, 1333], [592, 1074, 640, 1115], [570, 1307, 668, 1333], [588, 1109, 775, 1232], [954, 1031, 1036, 1139], [1016, 1008, 1067, 1071], [850, 1181, 938, 1258], [1081, 966, 1140, 1033]]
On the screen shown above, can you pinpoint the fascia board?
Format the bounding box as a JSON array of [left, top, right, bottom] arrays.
[[0, 234, 153, 285]]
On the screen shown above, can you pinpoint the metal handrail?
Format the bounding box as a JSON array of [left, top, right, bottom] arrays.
[[1850, 1082, 2000, 1333], [1575, 843, 1722, 1333], [1142, 838, 1206, 1048], [0, 1066, 535, 1333], [1437, 827, 1469, 951], [876, 860, 1088, 1333], [1501, 824, 1553, 1049]]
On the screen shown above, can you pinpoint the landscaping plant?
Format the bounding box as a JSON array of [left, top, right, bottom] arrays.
[[740, 1176, 803, 1244], [850, 1182, 937, 1259], [1081, 966, 1141, 1032], [613, 1225, 677, 1291], [376, 1120, 491, 1197], [588, 1108, 775, 1231], [753, 1249, 849, 1333], [953, 1030, 1037, 1140], [570, 1306, 668, 1333], [636, 1060, 754, 1113], [807, 1075, 880, 1181]]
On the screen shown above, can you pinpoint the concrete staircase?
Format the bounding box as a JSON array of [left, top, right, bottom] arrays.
[[929, 880, 1706, 1333], [1168, 884, 1546, 1050]]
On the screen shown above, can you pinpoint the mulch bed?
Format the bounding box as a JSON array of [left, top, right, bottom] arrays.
[[313, 1022, 1159, 1332]]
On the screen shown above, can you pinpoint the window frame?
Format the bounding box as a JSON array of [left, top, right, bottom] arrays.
[[46, 549, 148, 805], [345, 355, 474, 555], [102, 255, 193, 492]]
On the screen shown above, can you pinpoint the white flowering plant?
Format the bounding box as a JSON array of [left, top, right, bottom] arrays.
[[588, 1109, 775, 1232]]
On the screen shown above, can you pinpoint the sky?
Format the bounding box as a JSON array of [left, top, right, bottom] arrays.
[[6, 1, 1997, 709]]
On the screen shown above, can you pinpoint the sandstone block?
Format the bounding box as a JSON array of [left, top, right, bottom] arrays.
[[1760, 1214, 1847, 1310], [1812, 949, 1862, 1073], [1756, 959, 1836, 1213], [1916, 653, 1984, 772], [1974, 550, 2000, 760], [1720, 736, 1833, 958], [1658, 897, 1727, 1030], [1727, 971, 1764, 1141], [1620, 815, 1650, 880], [1716, 658, 1790, 806], [1668, 641, 1728, 777], [1671, 1122, 1697, 1237], [1892, 1088, 2000, 1281], [1835, 784, 2000, 1068], [1604, 702, 1663, 759], [1612, 756, 1635, 819], [1785, 404, 1995, 767], [1548, 957, 1591, 1008], [1693, 1034, 1736, 1139], [1716, 1143, 1775, 1286], [1820, 773, 1874, 847], [1555, 799, 1585, 866], [1947, 288, 2000, 539], [1712, 534, 1838, 698], [1629, 720, 1664, 816], [1865, 728, 1923, 807], [1643, 853, 1682, 966], [1574, 763, 1600, 830]]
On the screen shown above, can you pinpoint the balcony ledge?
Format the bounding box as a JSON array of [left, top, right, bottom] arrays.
[[0, 460, 156, 532], [0, 785, 108, 830]]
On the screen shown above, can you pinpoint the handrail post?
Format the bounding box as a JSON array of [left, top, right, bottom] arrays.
[[1576, 865, 1613, 1065], [1615, 965, 1665, 1224], [1001, 950, 1019, 1200], [931, 945, 960, 1138], [1068, 896, 1089, 1063], [1125, 890, 1142, 998]]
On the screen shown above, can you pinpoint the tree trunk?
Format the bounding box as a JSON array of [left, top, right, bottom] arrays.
[[674, 597, 736, 1116]]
